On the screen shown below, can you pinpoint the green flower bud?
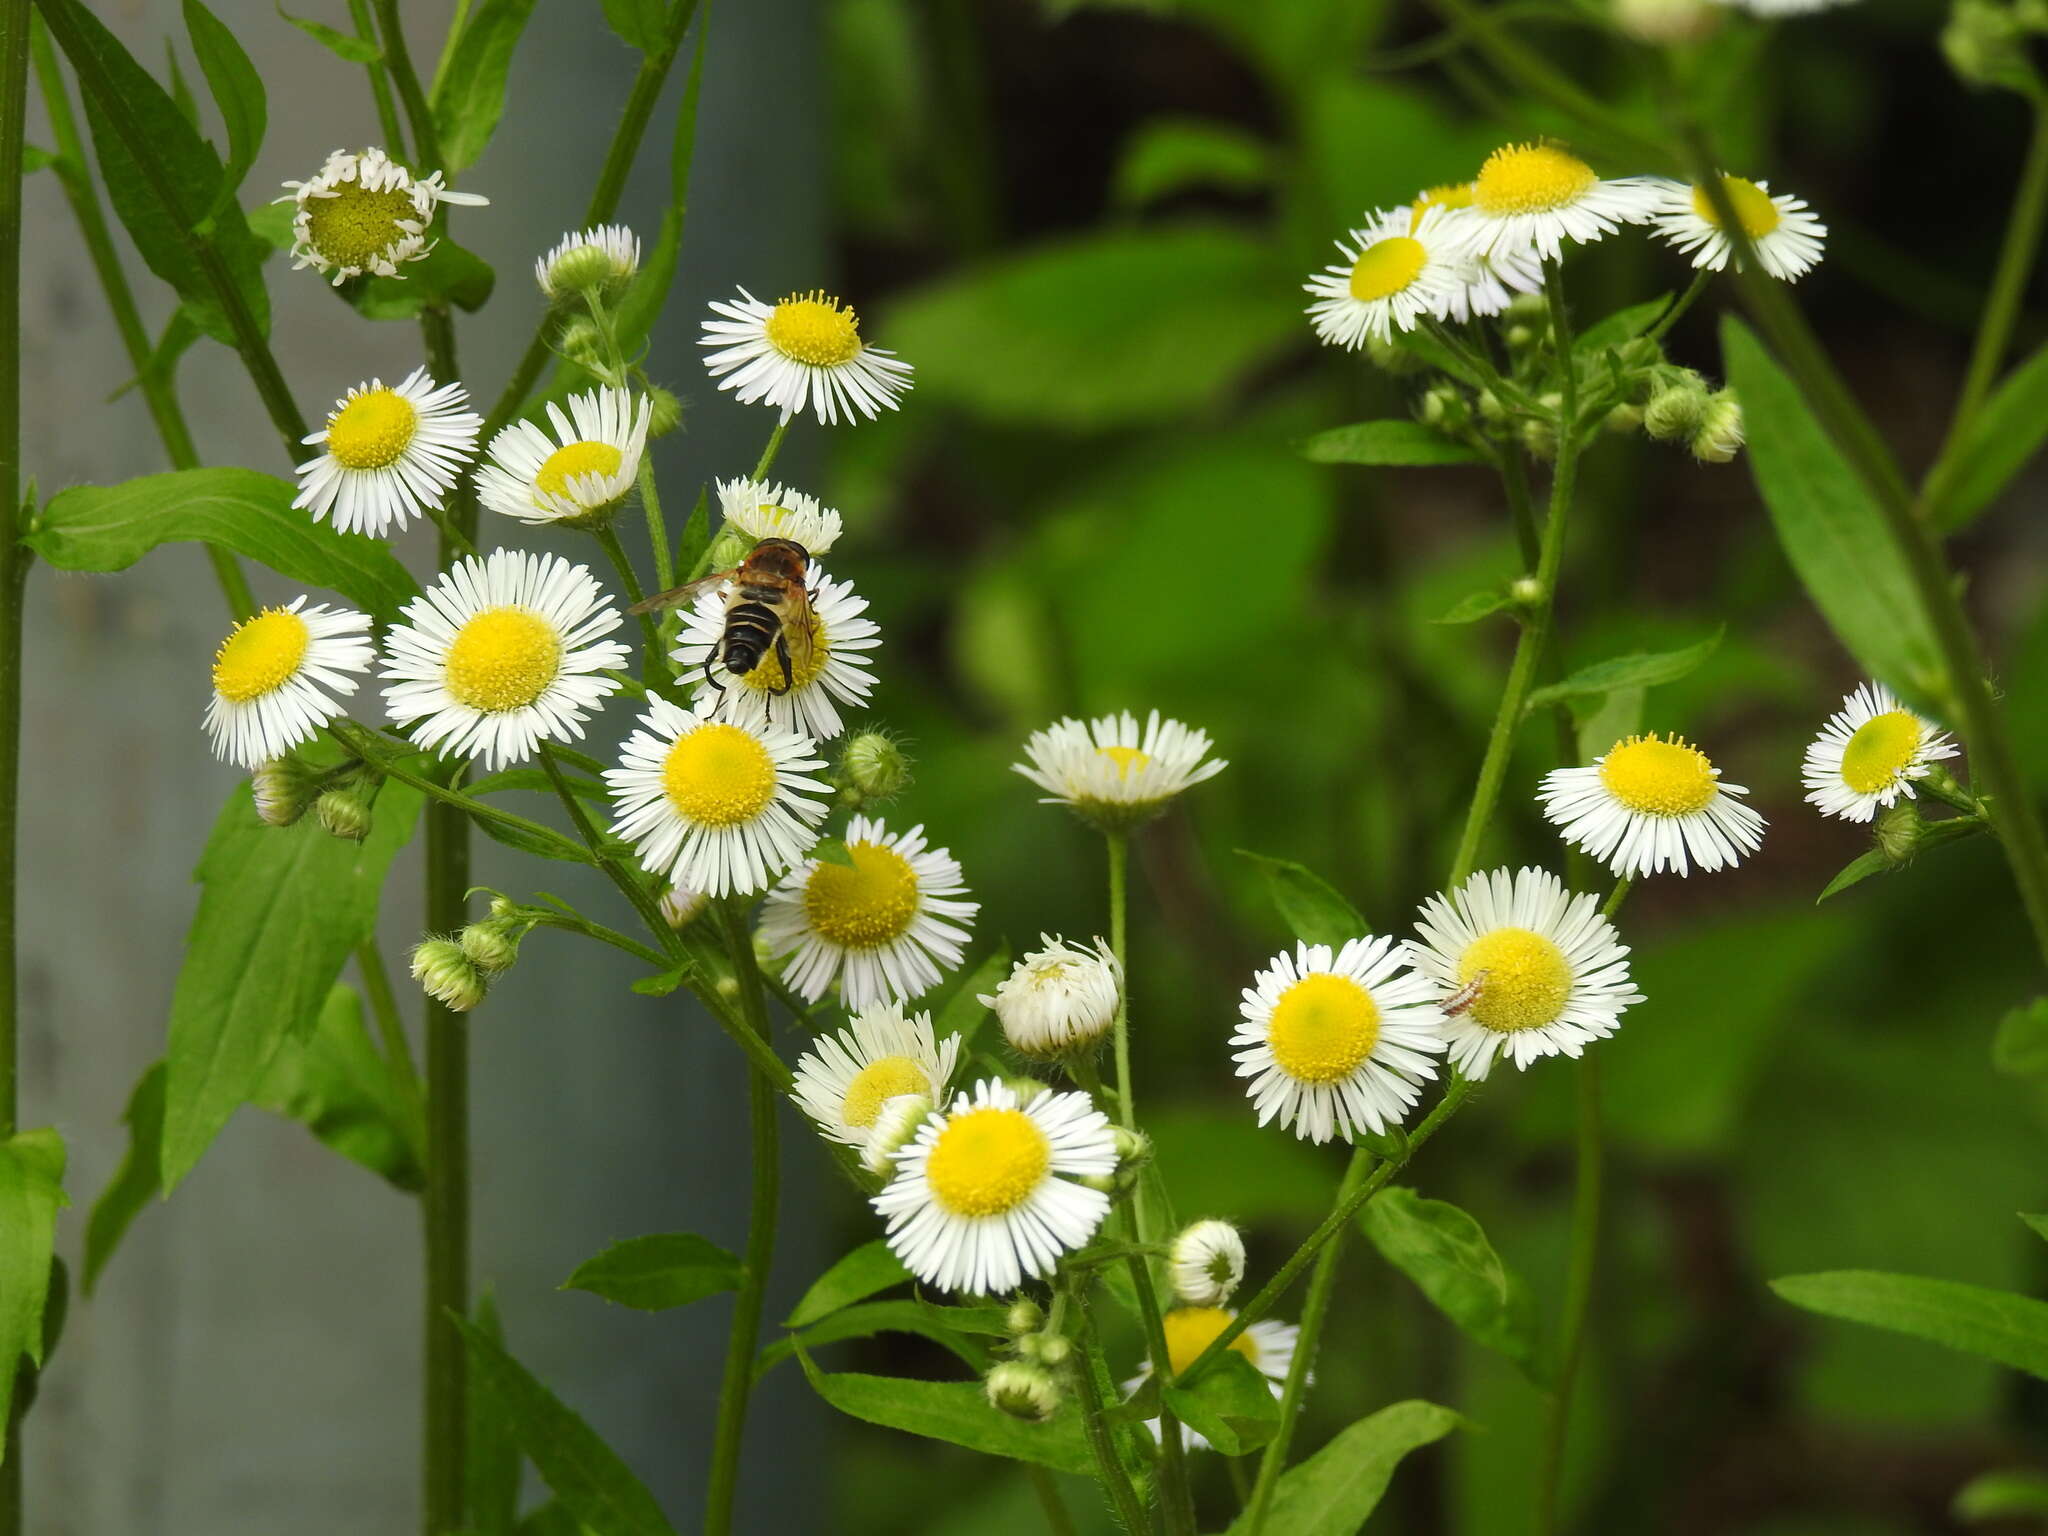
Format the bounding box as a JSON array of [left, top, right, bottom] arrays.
[[1689, 390, 1745, 463], [985, 1361, 1061, 1422], [1616, 336, 1664, 371], [1511, 575, 1546, 606], [1504, 323, 1538, 352], [1644, 376, 1710, 441], [1604, 401, 1644, 434], [1419, 384, 1470, 432], [556, 316, 606, 372], [645, 385, 685, 439], [314, 786, 373, 843], [1029, 1333, 1073, 1369], [411, 938, 485, 1013], [1519, 415, 1558, 461], [1363, 332, 1427, 377], [1875, 800, 1922, 867], [840, 732, 912, 808], [459, 921, 520, 977], [705, 523, 753, 571], [1943, 0, 2043, 94], [250, 757, 319, 827], [1006, 1299, 1046, 1338], [661, 883, 709, 930]]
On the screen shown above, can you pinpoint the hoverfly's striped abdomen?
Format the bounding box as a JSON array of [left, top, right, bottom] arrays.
[[719, 597, 781, 677]]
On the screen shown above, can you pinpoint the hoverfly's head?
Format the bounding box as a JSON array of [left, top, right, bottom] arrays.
[[752, 537, 811, 578]]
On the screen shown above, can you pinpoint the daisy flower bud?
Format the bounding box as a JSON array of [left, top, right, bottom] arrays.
[[1006, 1299, 1046, 1337], [1604, 402, 1644, 434], [535, 224, 639, 302], [411, 938, 486, 1013], [1690, 390, 1745, 463], [985, 1361, 1062, 1422], [314, 785, 374, 842], [556, 317, 606, 372], [645, 386, 685, 439], [459, 921, 520, 977], [250, 757, 320, 827], [1875, 800, 1923, 866], [1363, 332, 1428, 376], [982, 935, 1122, 1060], [660, 883, 709, 930], [1027, 1333, 1072, 1368], [1170, 1220, 1248, 1309], [1643, 376, 1710, 441], [841, 731, 912, 807]]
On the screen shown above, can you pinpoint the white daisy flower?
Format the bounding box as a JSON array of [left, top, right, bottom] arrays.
[[379, 549, 631, 772], [1169, 1220, 1246, 1309], [535, 223, 640, 299], [1411, 184, 1546, 320], [716, 476, 844, 555], [474, 387, 652, 527], [1648, 175, 1826, 283], [203, 598, 373, 769], [1232, 937, 1446, 1144], [278, 146, 487, 285], [791, 1003, 962, 1150], [292, 368, 482, 537], [700, 286, 914, 425], [1461, 142, 1660, 263], [1124, 1307, 1301, 1452], [1802, 682, 1959, 823], [1408, 867, 1643, 1082], [1538, 732, 1767, 878], [1014, 710, 1226, 831], [672, 564, 879, 742], [981, 935, 1122, 1059], [874, 1077, 1116, 1296], [603, 697, 831, 897], [1304, 204, 1473, 350], [759, 815, 979, 1009]]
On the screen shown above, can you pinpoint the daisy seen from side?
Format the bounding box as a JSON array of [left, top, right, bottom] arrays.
[[474, 387, 652, 527], [1801, 682, 1958, 822], [1538, 732, 1766, 877], [203, 597, 373, 769]]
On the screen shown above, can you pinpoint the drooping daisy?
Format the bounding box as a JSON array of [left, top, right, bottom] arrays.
[[716, 476, 844, 555], [1014, 711, 1226, 831], [474, 388, 652, 527], [671, 565, 879, 741], [1409, 867, 1643, 1081], [380, 549, 631, 771], [1412, 183, 1546, 320], [1802, 682, 1959, 822], [791, 1002, 963, 1149], [1538, 732, 1767, 878], [1304, 204, 1473, 350], [1648, 175, 1825, 282], [278, 146, 488, 285], [1461, 142, 1659, 263], [293, 368, 482, 537], [1169, 1220, 1246, 1309], [759, 815, 979, 1008], [1124, 1308, 1301, 1451], [874, 1076, 1116, 1295], [603, 697, 831, 897], [700, 286, 914, 424], [203, 598, 373, 769], [535, 223, 640, 300], [1232, 937, 1446, 1144], [981, 935, 1122, 1059]]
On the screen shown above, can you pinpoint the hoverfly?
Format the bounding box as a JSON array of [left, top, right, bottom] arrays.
[[629, 536, 818, 696]]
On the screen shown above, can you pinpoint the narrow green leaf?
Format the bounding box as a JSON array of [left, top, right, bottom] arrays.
[[346, 237, 496, 319], [1936, 341, 2048, 530], [1955, 1468, 2048, 1521], [469, 767, 607, 802], [1573, 294, 1670, 357], [1523, 626, 1723, 711], [601, 0, 669, 50], [84, 1062, 165, 1295], [164, 41, 199, 131], [2020, 1213, 2048, 1245], [673, 486, 711, 579], [630, 965, 690, 998], [1360, 1187, 1543, 1383], [276, 4, 382, 63], [1236, 850, 1366, 948], [796, 1352, 1097, 1475], [1816, 848, 1888, 904], [1161, 1351, 1281, 1455], [183, 0, 265, 210], [21, 144, 56, 174], [468, 1291, 523, 1536], [1113, 117, 1271, 208], [757, 1300, 1005, 1380], [1571, 685, 1644, 766], [1771, 1269, 2048, 1381], [561, 1233, 743, 1311], [1220, 1399, 1461, 1535], [1299, 420, 1485, 467], [473, 811, 596, 864], [254, 984, 424, 1190], [931, 945, 1010, 1052], [613, 15, 707, 356], [430, 0, 539, 173], [0, 1128, 69, 1456], [786, 1238, 911, 1328], [1994, 997, 2048, 1078], [1434, 588, 1511, 625], [812, 837, 856, 868], [1818, 815, 1986, 903]]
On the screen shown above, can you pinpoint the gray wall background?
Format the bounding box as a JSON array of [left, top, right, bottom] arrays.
[[20, 0, 830, 1529]]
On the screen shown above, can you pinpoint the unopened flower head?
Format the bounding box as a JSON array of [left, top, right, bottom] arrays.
[[1649, 175, 1826, 282], [1014, 711, 1226, 831], [1409, 867, 1643, 1081], [673, 564, 879, 742], [293, 368, 482, 538], [203, 597, 373, 769], [982, 935, 1123, 1059], [660, 882, 710, 930], [476, 388, 652, 526], [1802, 682, 1958, 822], [1125, 1308, 1300, 1452], [861, 1091, 936, 1176], [314, 784, 373, 842], [1170, 1220, 1247, 1308], [411, 937, 485, 1013], [1538, 732, 1766, 877], [1691, 391, 1745, 463], [1461, 142, 1658, 262], [279, 146, 487, 285], [250, 757, 319, 826], [717, 476, 844, 555], [535, 224, 640, 300], [459, 920, 520, 976], [985, 1360, 1061, 1422], [1304, 204, 1474, 349], [700, 286, 913, 425], [791, 1001, 961, 1150], [840, 731, 912, 806], [380, 549, 630, 771]]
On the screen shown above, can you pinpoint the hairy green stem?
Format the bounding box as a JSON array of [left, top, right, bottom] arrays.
[[1950, 101, 2048, 441], [593, 522, 668, 686], [1026, 1467, 1078, 1536], [329, 723, 590, 861], [1106, 831, 1135, 1128], [750, 415, 791, 482], [1069, 1279, 1152, 1533], [1644, 268, 1713, 346], [345, 0, 405, 153], [370, 0, 442, 171], [0, 0, 25, 1522]]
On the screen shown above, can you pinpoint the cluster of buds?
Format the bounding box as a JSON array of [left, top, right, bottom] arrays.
[[1637, 368, 1745, 463], [409, 899, 531, 1013], [984, 1299, 1076, 1422]]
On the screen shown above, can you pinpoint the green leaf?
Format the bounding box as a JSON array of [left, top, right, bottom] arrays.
[[1161, 1351, 1281, 1455], [346, 237, 496, 319], [1815, 849, 1888, 904], [1723, 317, 1946, 701], [473, 810, 596, 864], [254, 984, 424, 1190], [162, 778, 423, 1191], [1112, 117, 1271, 208], [431, 0, 538, 173], [560, 1233, 743, 1311], [616, 17, 707, 359], [1935, 341, 2048, 530], [795, 1353, 1097, 1475], [182, 0, 265, 212], [1236, 850, 1366, 948], [1434, 588, 1512, 625], [630, 965, 690, 998], [467, 1291, 522, 1536], [786, 1238, 911, 1327], [1573, 294, 1670, 357], [2020, 1212, 2048, 1245], [456, 1317, 680, 1536], [1818, 815, 1986, 903], [1771, 1270, 2048, 1381], [931, 945, 1010, 1052], [1994, 997, 2048, 1078], [1220, 1399, 1461, 1535], [1299, 420, 1486, 467], [601, 0, 669, 50], [276, 4, 382, 63], [84, 1062, 165, 1295], [0, 1128, 69, 1456], [1359, 1187, 1543, 1383], [1523, 626, 1723, 711], [1571, 685, 1644, 765], [1954, 1468, 2048, 1522], [21, 144, 56, 174], [469, 767, 607, 803], [758, 1299, 1005, 1380], [165, 41, 199, 131], [30, 468, 418, 619]]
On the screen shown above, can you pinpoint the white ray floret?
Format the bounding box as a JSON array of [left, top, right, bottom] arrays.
[[1539, 732, 1766, 878], [1460, 142, 1660, 263], [700, 286, 913, 425], [293, 368, 481, 537], [1648, 175, 1826, 282], [1801, 682, 1959, 823], [475, 387, 652, 526], [203, 597, 373, 769]]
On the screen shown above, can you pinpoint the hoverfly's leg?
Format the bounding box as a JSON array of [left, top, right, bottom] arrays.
[[768, 633, 795, 696], [703, 655, 726, 696]]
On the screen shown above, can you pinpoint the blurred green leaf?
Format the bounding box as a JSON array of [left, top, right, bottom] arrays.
[[1360, 1187, 1544, 1384], [1934, 340, 2048, 530], [1237, 850, 1366, 947], [1299, 76, 1498, 231], [468, 1291, 522, 1536], [346, 237, 496, 319], [1574, 295, 1670, 357], [1571, 685, 1644, 765], [758, 1299, 1005, 1380], [1162, 1351, 1280, 1455], [560, 1233, 743, 1311], [1524, 627, 1723, 711], [1300, 420, 1485, 467], [1772, 1270, 2048, 1381], [0, 1127, 68, 1455], [277, 4, 382, 63], [1818, 816, 1986, 903], [787, 1238, 911, 1327], [1148, 1104, 1332, 1223], [182, 0, 265, 214], [1436, 588, 1513, 625], [796, 1352, 1097, 1474], [430, 0, 538, 173], [1113, 117, 1272, 208], [933, 946, 1010, 1052], [1954, 1468, 2048, 1521], [1220, 1399, 1461, 1534], [84, 1062, 165, 1295], [2020, 1213, 2048, 1244], [1993, 997, 2048, 1077], [254, 983, 424, 1190], [600, 0, 669, 50]]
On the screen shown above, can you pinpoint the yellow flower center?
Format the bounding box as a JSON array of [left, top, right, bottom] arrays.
[[212, 608, 311, 702], [1266, 973, 1379, 1085], [764, 291, 864, 367], [304, 182, 419, 270], [661, 723, 778, 827], [443, 606, 561, 713], [840, 1055, 930, 1130], [325, 387, 420, 471], [804, 840, 920, 949], [1840, 710, 1923, 794], [1690, 176, 1782, 239], [1414, 182, 1474, 214], [737, 617, 830, 694], [1599, 734, 1718, 816], [1457, 928, 1573, 1034], [1097, 745, 1151, 776], [1348, 237, 1428, 302], [924, 1106, 1050, 1217], [1473, 143, 1598, 216], [1162, 1307, 1262, 1376], [535, 440, 624, 503]]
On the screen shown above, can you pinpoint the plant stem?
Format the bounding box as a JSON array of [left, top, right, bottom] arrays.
[[1644, 268, 1713, 346], [0, 0, 25, 1522], [345, 0, 405, 153], [593, 522, 669, 687], [330, 723, 591, 861], [1950, 101, 2048, 441], [370, 0, 442, 171], [1105, 831, 1135, 1129], [1026, 1467, 1079, 1536], [1069, 1279, 1153, 1533]]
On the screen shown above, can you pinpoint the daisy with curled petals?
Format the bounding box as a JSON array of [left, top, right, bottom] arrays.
[[603, 696, 831, 897], [1408, 867, 1643, 1081], [700, 286, 913, 424], [981, 935, 1122, 1060], [475, 387, 652, 527], [1648, 175, 1827, 283], [203, 598, 373, 768], [1124, 1308, 1302, 1452], [293, 368, 481, 537], [1169, 1219, 1246, 1309], [716, 476, 844, 555], [278, 146, 487, 285], [380, 549, 631, 771], [672, 565, 879, 741], [759, 815, 979, 1009], [1411, 184, 1545, 320], [535, 224, 640, 300], [1538, 732, 1766, 878], [1461, 142, 1659, 263], [1802, 682, 1959, 823], [1305, 204, 1472, 350], [1232, 937, 1446, 1144], [1014, 711, 1226, 831], [874, 1077, 1115, 1295], [790, 1002, 962, 1149]]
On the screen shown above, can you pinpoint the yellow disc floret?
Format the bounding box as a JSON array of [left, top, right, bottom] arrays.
[[304, 183, 419, 270], [325, 387, 420, 470], [212, 608, 311, 702], [1162, 1306, 1263, 1376], [1690, 177, 1782, 239], [1097, 745, 1151, 777], [1458, 928, 1573, 1033], [1840, 711, 1923, 794], [535, 440, 624, 502], [1266, 972, 1379, 1085], [1599, 733, 1718, 817], [662, 722, 778, 827], [765, 291, 864, 367], [1474, 143, 1598, 216], [841, 1055, 931, 1130], [925, 1106, 1050, 1217], [1348, 237, 1428, 302], [738, 618, 829, 694], [804, 839, 920, 949], [443, 606, 562, 713]]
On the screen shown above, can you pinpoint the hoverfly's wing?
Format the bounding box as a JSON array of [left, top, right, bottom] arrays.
[[780, 581, 821, 684], [627, 567, 738, 616]]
